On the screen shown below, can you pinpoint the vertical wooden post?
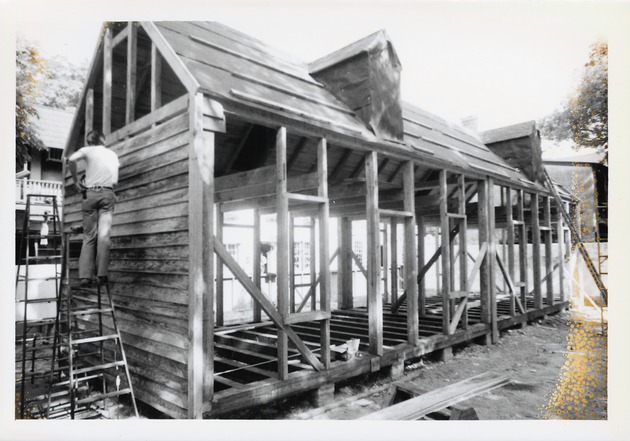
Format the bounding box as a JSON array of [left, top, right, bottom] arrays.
[[382, 224, 388, 303], [544, 196, 554, 306], [151, 42, 162, 113], [216, 207, 224, 327], [531, 193, 542, 310], [289, 216, 296, 313], [478, 179, 491, 340], [557, 202, 566, 302], [317, 138, 331, 369], [85, 88, 94, 144], [338, 217, 353, 309], [125, 22, 137, 125], [417, 215, 426, 317], [188, 92, 214, 418], [253, 209, 262, 322], [102, 25, 113, 135], [506, 187, 516, 316], [365, 152, 383, 356], [458, 175, 468, 330], [403, 162, 418, 345], [439, 170, 451, 335], [487, 178, 498, 343], [276, 127, 289, 380], [517, 190, 528, 309], [310, 217, 317, 312], [390, 218, 398, 304]]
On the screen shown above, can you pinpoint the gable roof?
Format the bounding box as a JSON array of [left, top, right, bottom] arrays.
[[309, 29, 400, 73], [68, 21, 545, 191], [481, 120, 536, 145], [32, 105, 74, 149]]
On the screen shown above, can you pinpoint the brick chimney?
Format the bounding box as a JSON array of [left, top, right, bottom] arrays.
[[309, 30, 403, 141], [481, 121, 545, 184]]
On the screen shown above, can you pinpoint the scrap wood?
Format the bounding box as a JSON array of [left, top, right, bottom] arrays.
[[359, 371, 510, 420], [389, 382, 478, 420]]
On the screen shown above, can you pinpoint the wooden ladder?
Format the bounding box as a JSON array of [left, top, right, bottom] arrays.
[[15, 194, 62, 418], [43, 231, 139, 419], [544, 169, 608, 305]]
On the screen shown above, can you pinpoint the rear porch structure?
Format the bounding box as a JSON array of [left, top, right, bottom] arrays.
[[62, 21, 571, 419]]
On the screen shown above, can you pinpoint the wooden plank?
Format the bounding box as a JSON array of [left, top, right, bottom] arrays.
[[338, 218, 353, 309], [215, 165, 276, 192], [151, 42, 162, 114], [126, 22, 137, 125], [403, 161, 418, 345], [102, 25, 113, 135], [85, 88, 94, 144], [360, 372, 510, 420], [517, 190, 528, 308], [317, 138, 331, 369], [351, 251, 368, 279], [379, 209, 413, 218], [330, 148, 353, 182], [439, 170, 451, 335], [282, 310, 331, 325], [458, 175, 468, 331], [187, 92, 215, 418], [276, 126, 290, 380], [213, 238, 324, 372], [365, 151, 383, 356], [107, 95, 189, 145], [531, 194, 542, 309]]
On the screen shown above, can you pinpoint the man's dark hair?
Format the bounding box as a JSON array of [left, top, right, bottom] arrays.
[[86, 130, 104, 146]]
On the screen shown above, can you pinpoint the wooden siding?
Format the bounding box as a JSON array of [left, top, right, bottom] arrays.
[[63, 103, 191, 419]]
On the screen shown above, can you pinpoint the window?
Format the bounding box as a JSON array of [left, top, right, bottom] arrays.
[[46, 148, 63, 163]]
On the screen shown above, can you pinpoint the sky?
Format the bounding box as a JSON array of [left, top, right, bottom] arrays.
[[8, 0, 625, 132]]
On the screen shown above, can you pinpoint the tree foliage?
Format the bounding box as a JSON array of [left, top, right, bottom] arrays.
[[16, 40, 48, 170], [16, 39, 87, 170], [539, 41, 608, 163]]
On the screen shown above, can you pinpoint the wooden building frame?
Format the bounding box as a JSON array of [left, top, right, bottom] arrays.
[[63, 21, 571, 419]]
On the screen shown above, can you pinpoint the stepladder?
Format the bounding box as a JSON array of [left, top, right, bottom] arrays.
[[15, 194, 62, 418], [41, 229, 139, 419]]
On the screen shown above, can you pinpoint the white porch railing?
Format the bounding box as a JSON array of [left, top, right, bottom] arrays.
[[15, 179, 63, 205]]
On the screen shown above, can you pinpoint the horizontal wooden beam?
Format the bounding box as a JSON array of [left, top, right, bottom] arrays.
[[282, 310, 331, 325]]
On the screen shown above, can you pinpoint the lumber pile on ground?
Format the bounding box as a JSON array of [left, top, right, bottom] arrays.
[[360, 371, 510, 420]]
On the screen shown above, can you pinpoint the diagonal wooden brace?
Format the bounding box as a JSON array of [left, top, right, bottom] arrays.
[[214, 237, 325, 371]]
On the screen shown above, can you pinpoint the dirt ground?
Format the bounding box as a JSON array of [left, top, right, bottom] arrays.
[[225, 304, 607, 421]]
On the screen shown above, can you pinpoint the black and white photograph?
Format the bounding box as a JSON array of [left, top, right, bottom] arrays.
[[2, 0, 629, 439]]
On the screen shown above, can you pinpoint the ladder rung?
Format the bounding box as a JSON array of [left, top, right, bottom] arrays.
[[52, 373, 104, 388], [17, 275, 61, 282], [71, 307, 114, 316], [25, 234, 62, 239], [75, 388, 132, 406], [72, 334, 119, 345], [16, 297, 58, 304], [24, 255, 62, 261], [72, 360, 126, 376]]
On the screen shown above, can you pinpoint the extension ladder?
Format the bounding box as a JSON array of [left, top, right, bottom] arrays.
[[544, 169, 608, 305], [15, 194, 62, 418], [43, 230, 139, 419]]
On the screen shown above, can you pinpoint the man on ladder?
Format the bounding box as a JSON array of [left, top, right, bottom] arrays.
[[67, 130, 119, 287]]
